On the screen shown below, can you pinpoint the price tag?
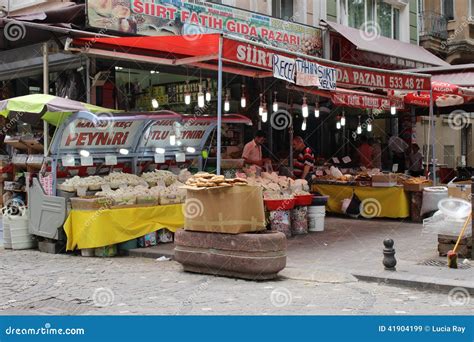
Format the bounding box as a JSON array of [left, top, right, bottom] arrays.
[[80, 156, 93, 166], [332, 157, 340, 164], [77, 186, 87, 197], [154, 154, 165, 163], [62, 155, 75, 167], [342, 156, 351, 164], [392, 163, 399, 172], [105, 155, 117, 166], [101, 184, 111, 192], [175, 152, 186, 163]]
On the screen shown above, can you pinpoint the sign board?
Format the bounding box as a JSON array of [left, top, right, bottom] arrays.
[[86, 0, 322, 56], [223, 40, 430, 91], [273, 55, 295, 83], [140, 119, 213, 149], [295, 59, 320, 87], [331, 93, 405, 110]]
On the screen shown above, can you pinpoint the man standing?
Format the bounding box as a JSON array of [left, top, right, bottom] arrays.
[[242, 130, 266, 167], [292, 136, 315, 180], [408, 143, 424, 177], [357, 135, 373, 169]]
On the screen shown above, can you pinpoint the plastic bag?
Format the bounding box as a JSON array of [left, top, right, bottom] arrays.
[[421, 186, 448, 217], [422, 210, 472, 237]]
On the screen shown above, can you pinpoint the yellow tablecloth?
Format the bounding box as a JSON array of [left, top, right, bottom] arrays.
[[313, 184, 410, 218], [64, 204, 184, 250]]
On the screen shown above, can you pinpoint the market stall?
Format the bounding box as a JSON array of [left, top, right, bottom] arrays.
[[27, 110, 252, 252]]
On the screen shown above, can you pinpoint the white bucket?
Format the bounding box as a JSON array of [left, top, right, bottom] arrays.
[[2, 214, 12, 249], [308, 206, 326, 232], [7, 208, 35, 250]]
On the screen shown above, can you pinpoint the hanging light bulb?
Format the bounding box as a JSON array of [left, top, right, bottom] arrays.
[[273, 91, 278, 112], [151, 98, 159, 109], [205, 78, 212, 102], [302, 96, 309, 118], [184, 81, 191, 105], [367, 122, 373, 132], [240, 84, 246, 108], [390, 104, 397, 115], [357, 115, 362, 134], [198, 84, 205, 108], [341, 110, 346, 126], [224, 89, 230, 112], [258, 93, 263, 116], [336, 121, 341, 130], [262, 103, 268, 123], [314, 102, 319, 118], [302, 118, 307, 131], [170, 135, 176, 146]]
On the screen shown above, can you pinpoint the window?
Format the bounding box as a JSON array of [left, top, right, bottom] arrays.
[[441, 0, 454, 20], [393, 8, 400, 40], [443, 145, 455, 168], [340, 0, 401, 40], [272, 0, 294, 20], [471, 0, 474, 17], [348, 0, 365, 29], [377, 0, 392, 38]]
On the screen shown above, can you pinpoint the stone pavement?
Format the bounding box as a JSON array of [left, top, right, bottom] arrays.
[[0, 249, 472, 315]]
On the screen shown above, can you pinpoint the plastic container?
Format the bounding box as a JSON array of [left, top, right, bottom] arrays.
[[421, 186, 448, 216], [269, 210, 292, 238], [294, 194, 313, 206], [264, 198, 295, 211], [437, 198, 471, 219], [9, 210, 35, 250], [81, 248, 95, 257], [291, 206, 308, 235], [308, 205, 326, 232]]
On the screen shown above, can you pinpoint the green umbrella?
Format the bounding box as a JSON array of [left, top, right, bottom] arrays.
[[0, 94, 119, 126]]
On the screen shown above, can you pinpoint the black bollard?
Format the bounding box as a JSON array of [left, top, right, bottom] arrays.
[[383, 239, 397, 271]]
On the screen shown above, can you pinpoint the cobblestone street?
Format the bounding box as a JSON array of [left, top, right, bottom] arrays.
[[0, 249, 472, 315]]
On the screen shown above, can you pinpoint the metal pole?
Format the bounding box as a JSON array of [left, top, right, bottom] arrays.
[[429, 88, 436, 185], [216, 35, 223, 175], [42, 43, 49, 157], [86, 57, 91, 103]]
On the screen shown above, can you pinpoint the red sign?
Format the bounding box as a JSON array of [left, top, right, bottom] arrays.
[[331, 93, 405, 110], [222, 39, 431, 91]]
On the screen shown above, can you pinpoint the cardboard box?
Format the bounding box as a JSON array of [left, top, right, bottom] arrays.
[[447, 183, 471, 201], [70, 196, 113, 210], [184, 185, 266, 234], [403, 181, 433, 192], [372, 173, 397, 187]]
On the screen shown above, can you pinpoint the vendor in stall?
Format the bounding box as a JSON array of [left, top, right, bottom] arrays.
[[292, 136, 315, 181], [357, 135, 373, 169], [408, 143, 424, 177], [242, 130, 266, 167]]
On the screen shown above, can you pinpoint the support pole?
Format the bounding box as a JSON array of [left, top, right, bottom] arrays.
[[429, 88, 436, 185], [216, 35, 223, 175], [42, 43, 49, 157]]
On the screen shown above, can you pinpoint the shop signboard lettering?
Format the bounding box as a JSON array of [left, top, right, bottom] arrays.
[[224, 40, 430, 91], [273, 55, 296, 84], [295, 59, 320, 87], [86, 0, 322, 56], [331, 93, 405, 110]]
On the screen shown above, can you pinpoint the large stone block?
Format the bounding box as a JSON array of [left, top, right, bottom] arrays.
[[174, 230, 286, 280]]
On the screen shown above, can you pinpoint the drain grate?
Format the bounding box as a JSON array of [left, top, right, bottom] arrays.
[[419, 259, 471, 269]]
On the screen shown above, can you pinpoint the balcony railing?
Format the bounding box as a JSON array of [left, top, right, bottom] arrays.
[[419, 11, 448, 40]]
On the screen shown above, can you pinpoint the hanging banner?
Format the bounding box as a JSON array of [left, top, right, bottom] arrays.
[[331, 93, 405, 110], [222, 40, 431, 91], [317, 65, 337, 91], [273, 55, 296, 84], [86, 0, 322, 56], [295, 59, 320, 87]]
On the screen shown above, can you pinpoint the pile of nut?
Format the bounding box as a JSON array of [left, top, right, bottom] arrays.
[[185, 172, 248, 188]]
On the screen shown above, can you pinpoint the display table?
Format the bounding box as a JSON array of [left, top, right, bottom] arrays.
[[64, 204, 184, 250], [313, 184, 410, 219]]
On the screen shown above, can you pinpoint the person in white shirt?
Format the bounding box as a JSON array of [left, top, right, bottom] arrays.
[[242, 130, 266, 167]]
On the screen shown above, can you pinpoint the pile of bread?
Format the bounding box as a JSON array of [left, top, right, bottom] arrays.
[[185, 172, 248, 188]]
